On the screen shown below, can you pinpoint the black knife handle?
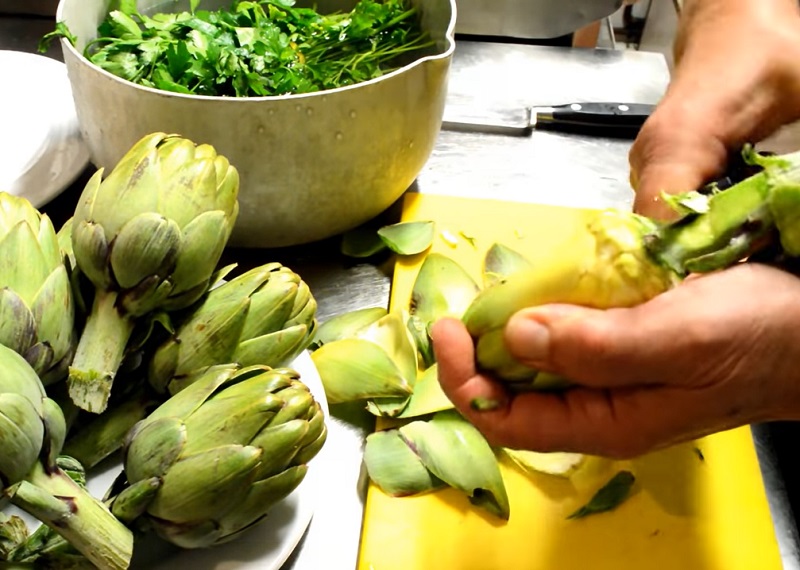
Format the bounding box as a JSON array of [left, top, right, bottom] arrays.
[[535, 102, 655, 139]]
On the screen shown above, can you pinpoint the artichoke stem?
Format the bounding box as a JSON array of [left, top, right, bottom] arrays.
[[68, 290, 135, 414], [8, 462, 133, 570]]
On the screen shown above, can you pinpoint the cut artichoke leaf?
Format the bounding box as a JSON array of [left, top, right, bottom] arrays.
[[398, 410, 510, 520], [355, 311, 418, 389], [341, 226, 388, 258], [312, 338, 413, 404], [310, 306, 388, 349], [567, 470, 636, 520], [482, 242, 534, 288], [406, 314, 435, 370], [410, 252, 480, 324], [364, 429, 445, 496], [365, 396, 409, 418], [397, 364, 454, 419], [377, 220, 435, 256], [503, 448, 586, 478]]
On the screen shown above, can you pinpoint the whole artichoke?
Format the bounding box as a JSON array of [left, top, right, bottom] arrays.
[[110, 364, 327, 549], [0, 344, 133, 570], [148, 263, 318, 394], [0, 192, 75, 385], [67, 132, 240, 413]]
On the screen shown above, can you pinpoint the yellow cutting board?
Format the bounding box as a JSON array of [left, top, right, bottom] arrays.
[[356, 193, 781, 570]]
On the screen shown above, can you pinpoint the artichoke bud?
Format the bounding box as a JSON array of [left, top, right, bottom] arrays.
[[111, 477, 161, 523], [71, 219, 111, 290], [109, 213, 182, 290]]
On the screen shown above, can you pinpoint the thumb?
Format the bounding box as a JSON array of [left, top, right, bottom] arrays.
[[503, 302, 698, 388]]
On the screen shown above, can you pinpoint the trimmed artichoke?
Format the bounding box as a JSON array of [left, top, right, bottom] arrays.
[[68, 132, 240, 413], [463, 147, 800, 384], [148, 263, 317, 394], [0, 192, 75, 385], [0, 344, 133, 570], [109, 363, 327, 549]]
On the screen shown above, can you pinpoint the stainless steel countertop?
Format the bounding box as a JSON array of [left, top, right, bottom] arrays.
[[2, 15, 799, 569]]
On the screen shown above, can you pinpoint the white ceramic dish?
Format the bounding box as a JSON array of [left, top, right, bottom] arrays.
[[0, 50, 89, 208], [5, 350, 328, 570]]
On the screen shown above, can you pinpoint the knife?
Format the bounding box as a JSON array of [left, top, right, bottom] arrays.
[[441, 101, 656, 139]]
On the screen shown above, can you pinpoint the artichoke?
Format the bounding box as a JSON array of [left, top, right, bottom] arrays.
[[148, 263, 317, 394], [463, 146, 800, 384], [0, 192, 75, 385], [109, 363, 327, 549], [0, 344, 133, 570], [67, 132, 240, 413]]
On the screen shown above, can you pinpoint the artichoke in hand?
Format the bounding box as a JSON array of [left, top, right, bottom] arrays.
[[108, 364, 326, 548], [463, 146, 800, 384], [0, 192, 76, 385], [149, 263, 317, 394], [0, 344, 133, 570], [67, 132, 240, 413]]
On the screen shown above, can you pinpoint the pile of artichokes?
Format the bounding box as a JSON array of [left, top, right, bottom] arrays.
[[0, 133, 325, 570]]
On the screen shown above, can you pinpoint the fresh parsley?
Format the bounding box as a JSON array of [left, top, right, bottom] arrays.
[[42, 0, 433, 97]]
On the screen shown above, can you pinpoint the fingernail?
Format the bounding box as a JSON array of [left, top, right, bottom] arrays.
[[506, 314, 550, 363], [470, 397, 503, 411]]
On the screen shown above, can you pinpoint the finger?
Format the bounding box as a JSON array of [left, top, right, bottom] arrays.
[[463, 383, 749, 459], [628, 106, 728, 220], [430, 317, 509, 411]]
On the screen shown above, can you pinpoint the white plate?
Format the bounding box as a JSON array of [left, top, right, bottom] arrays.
[[6, 350, 328, 570], [0, 50, 89, 208]]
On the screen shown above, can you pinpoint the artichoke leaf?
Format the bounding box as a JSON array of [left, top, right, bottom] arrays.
[[567, 470, 636, 520], [399, 410, 510, 519], [397, 364, 454, 419], [482, 242, 534, 288], [365, 396, 409, 418], [355, 311, 418, 389], [410, 253, 480, 323], [364, 429, 444, 497], [503, 448, 586, 478], [341, 226, 388, 258], [311, 338, 413, 404], [123, 417, 187, 482], [310, 307, 387, 349], [146, 445, 260, 523], [378, 221, 435, 255]]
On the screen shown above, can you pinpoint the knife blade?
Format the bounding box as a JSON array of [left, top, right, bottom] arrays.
[[441, 102, 656, 139]]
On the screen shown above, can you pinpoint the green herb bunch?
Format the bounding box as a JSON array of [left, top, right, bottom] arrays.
[[45, 0, 433, 97]]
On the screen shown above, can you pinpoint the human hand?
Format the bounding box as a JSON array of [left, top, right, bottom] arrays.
[[629, 0, 800, 220], [431, 263, 800, 459]]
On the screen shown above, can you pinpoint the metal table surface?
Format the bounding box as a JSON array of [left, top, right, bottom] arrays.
[[3, 13, 800, 569]]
